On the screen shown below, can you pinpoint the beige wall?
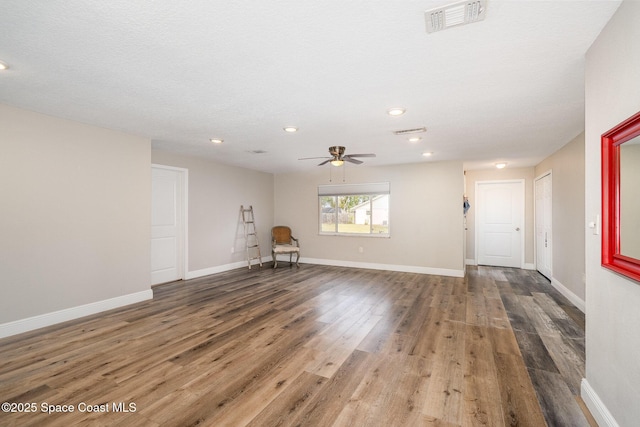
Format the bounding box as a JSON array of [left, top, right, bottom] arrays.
[[535, 133, 586, 301], [151, 150, 274, 273], [0, 104, 151, 324], [274, 161, 465, 275], [464, 167, 536, 266], [584, 1, 640, 425]]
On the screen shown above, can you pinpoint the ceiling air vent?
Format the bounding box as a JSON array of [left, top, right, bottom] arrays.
[[394, 127, 427, 135], [425, 0, 487, 33], [248, 150, 268, 154]]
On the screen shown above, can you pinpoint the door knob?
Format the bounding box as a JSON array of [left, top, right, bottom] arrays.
[[515, 227, 520, 231]]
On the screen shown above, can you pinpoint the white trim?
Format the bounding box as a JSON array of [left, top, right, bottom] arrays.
[[0, 290, 153, 339], [300, 257, 464, 278], [151, 164, 189, 283], [534, 169, 553, 183], [185, 256, 463, 279], [467, 259, 534, 270], [475, 179, 526, 269], [551, 277, 585, 313], [318, 182, 390, 196], [185, 256, 273, 280], [151, 163, 189, 173], [318, 232, 390, 238], [581, 379, 620, 427]]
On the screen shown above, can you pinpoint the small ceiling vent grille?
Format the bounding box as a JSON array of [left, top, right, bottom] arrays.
[[394, 127, 427, 135], [425, 0, 487, 33]]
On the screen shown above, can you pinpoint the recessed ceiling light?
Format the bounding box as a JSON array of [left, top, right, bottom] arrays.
[[408, 136, 422, 143], [495, 162, 507, 169], [387, 107, 406, 116], [0, 61, 8, 71], [422, 152, 433, 157], [210, 138, 224, 144], [283, 126, 298, 133]]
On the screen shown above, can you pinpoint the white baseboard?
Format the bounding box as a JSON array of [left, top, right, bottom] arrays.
[[551, 277, 586, 313], [467, 260, 535, 270], [581, 379, 620, 427], [300, 257, 464, 278], [186, 257, 463, 280], [186, 256, 273, 280], [0, 289, 153, 339]]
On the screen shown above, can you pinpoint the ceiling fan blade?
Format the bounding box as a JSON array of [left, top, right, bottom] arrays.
[[343, 157, 363, 165], [345, 153, 376, 158], [303, 148, 374, 166]]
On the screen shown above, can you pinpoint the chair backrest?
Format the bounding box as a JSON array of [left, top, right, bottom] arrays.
[[272, 226, 292, 244]]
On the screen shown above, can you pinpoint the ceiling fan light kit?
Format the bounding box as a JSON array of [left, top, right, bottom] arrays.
[[299, 146, 376, 167]]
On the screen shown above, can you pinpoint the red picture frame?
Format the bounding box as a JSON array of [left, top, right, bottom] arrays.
[[601, 111, 640, 283]]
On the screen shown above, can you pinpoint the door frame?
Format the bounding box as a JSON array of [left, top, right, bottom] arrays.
[[534, 170, 553, 279], [151, 164, 188, 284], [475, 179, 525, 268]]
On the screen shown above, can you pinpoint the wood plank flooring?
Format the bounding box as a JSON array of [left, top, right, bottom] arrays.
[[0, 265, 595, 426]]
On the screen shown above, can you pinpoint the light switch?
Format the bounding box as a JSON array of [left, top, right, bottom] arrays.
[[588, 214, 600, 235]]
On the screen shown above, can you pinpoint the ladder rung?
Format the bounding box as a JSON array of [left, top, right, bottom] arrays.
[[245, 221, 254, 224], [248, 244, 259, 248], [247, 232, 256, 236]]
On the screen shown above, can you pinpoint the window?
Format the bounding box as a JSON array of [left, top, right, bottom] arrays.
[[318, 182, 390, 236]]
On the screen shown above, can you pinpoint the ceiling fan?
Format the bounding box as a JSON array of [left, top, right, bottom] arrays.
[[299, 146, 376, 166]]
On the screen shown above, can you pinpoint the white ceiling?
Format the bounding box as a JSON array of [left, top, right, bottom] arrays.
[[0, 1, 622, 173]]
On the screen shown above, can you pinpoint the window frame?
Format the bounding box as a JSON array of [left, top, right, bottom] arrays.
[[318, 182, 390, 237]]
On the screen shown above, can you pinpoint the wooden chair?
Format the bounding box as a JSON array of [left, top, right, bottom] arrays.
[[271, 226, 300, 268]]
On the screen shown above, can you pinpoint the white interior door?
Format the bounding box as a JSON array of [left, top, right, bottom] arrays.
[[151, 166, 186, 285], [535, 172, 552, 279], [476, 180, 524, 268]]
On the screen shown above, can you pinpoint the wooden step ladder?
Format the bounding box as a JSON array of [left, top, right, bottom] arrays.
[[241, 205, 262, 269]]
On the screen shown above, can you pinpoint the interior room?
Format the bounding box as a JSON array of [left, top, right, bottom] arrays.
[[1, 1, 639, 426]]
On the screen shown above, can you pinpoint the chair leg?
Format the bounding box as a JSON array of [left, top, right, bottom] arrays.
[[273, 251, 299, 269]]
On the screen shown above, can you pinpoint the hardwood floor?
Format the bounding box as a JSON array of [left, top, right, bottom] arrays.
[[0, 265, 595, 426]]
